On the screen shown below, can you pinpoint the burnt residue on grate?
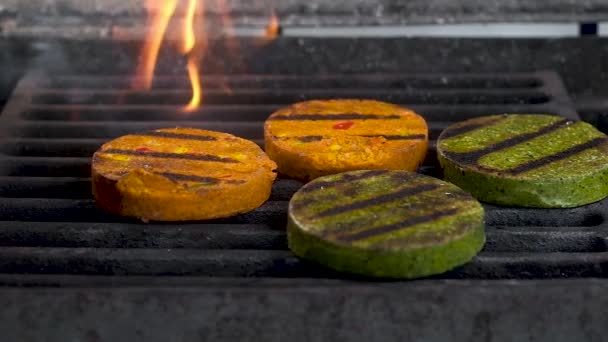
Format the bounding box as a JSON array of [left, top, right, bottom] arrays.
[[1, 70, 607, 281]]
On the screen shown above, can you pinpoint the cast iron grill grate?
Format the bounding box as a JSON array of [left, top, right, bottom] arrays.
[[0, 70, 606, 284]]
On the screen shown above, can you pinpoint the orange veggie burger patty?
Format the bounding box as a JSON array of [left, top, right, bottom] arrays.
[[264, 99, 428, 180], [92, 128, 277, 222]]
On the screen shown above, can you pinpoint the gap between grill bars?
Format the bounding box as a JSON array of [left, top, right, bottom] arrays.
[[1, 70, 608, 282]]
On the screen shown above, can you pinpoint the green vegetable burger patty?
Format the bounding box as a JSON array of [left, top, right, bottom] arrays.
[[287, 170, 485, 279], [437, 114, 608, 208]]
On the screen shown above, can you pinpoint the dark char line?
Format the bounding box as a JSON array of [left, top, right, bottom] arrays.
[[101, 149, 240, 163], [300, 170, 390, 193], [506, 136, 608, 174], [313, 183, 440, 219], [439, 116, 507, 140], [335, 207, 462, 242], [159, 172, 246, 184], [113, 171, 245, 184], [442, 118, 571, 167], [360, 134, 427, 140], [295, 136, 324, 142], [284, 134, 426, 143], [270, 113, 402, 121], [136, 131, 218, 141], [321, 193, 470, 239]]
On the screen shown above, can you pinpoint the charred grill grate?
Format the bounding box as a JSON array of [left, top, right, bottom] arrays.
[[0, 70, 606, 284]]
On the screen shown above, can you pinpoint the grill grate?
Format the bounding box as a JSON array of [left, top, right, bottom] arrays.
[[0, 70, 607, 282]]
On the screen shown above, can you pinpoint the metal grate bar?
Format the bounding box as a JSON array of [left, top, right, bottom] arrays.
[[2, 70, 605, 282]]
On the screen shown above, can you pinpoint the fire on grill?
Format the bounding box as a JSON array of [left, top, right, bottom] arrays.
[[0, 0, 608, 340], [132, 0, 280, 112]]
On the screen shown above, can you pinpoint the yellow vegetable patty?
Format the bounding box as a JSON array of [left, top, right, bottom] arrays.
[[264, 99, 428, 180], [92, 128, 277, 221]]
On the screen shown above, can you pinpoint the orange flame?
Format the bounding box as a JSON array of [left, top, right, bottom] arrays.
[[181, 0, 204, 111], [184, 57, 202, 112], [133, 1, 277, 112], [265, 11, 280, 40], [256, 10, 281, 46], [134, 0, 204, 112], [180, 0, 198, 54]]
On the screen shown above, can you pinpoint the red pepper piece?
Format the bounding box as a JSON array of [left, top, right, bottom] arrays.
[[332, 121, 355, 130], [135, 147, 152, 153]]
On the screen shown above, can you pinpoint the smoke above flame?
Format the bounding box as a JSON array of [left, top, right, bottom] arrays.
[[132, 1, 280, 112], [131, 0, 177, 92]]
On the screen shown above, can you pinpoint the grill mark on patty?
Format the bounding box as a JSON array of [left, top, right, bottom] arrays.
[[334, 207, 462, 242], [442, 119, 571, 166], [382, 221, 475, 247], [112, 171, 246, 184], [313, 183, 440, 219], [101, 149, 240, 163], [318, 191, 472, 239], [278, 134, 426, 143], [440, 116, 507, 140], [299, 170, 390, 193], [158, 172, 246, 184], [505, 136, 608, 174], [295, 136, 324, 142], [136, 131, 218, 141], [269, 113, 402, 121], [359, 134, 427, 140]]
